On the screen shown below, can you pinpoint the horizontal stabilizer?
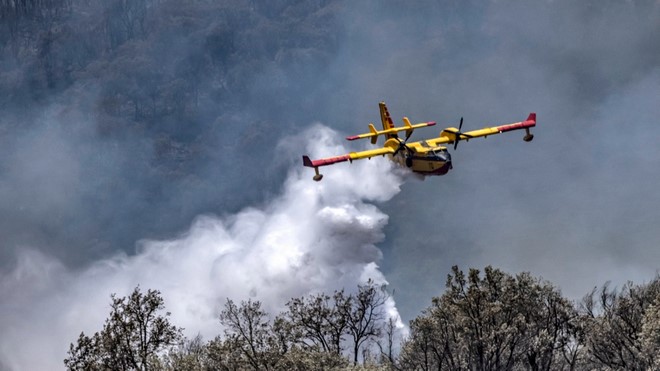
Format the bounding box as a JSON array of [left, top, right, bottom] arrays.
[[346, 121, 436, 142]]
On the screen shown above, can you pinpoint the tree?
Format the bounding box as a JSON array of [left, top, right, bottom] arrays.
[[281, 290, 349, 354], [160, 334, 208, 371], [215, 298, 287, 370], [64, 286, 183, 371], [399, 266, 581, 371], [210, 283, 394, 370], [640, 294, 660, 369], [278, 282, 392, 366], [581, 277, 660, 370], [377, 316, 402, 367], [341, 279, 388, 365]]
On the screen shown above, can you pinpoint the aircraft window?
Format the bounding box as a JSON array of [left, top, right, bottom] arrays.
[[432, 150, 450, 161]]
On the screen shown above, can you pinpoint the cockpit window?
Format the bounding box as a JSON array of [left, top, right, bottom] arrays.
[[432, 149, 451, 161]]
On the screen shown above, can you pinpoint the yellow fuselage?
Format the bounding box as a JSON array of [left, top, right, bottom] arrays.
[[384, 138, 452, 176]]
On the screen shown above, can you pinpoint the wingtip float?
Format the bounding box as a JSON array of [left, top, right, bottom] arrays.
[[302, 102, 536, 181]]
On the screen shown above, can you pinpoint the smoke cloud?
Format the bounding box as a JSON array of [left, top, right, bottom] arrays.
[[0, 126, 405, 370]]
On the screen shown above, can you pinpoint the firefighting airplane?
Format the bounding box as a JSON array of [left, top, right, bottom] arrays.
[[302, 102, 536, 181]]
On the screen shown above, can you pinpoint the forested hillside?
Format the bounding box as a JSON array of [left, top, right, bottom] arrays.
[[0, 0, 344, 265], [64, 266, 660, 370]]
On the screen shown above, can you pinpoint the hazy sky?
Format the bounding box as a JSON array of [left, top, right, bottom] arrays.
[[215, 0, 660, 322], [326, 0, 660, 320], [1, 0, 659, 369]]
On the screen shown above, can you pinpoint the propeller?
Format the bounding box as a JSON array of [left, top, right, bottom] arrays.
[[392, 130, 414, 167], [443, 117, 474, 150]]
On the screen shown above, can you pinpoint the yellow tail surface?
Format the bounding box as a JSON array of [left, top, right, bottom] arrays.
[[379, 102, 398, 139]]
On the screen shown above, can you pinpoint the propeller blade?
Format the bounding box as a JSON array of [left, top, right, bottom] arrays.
[[403, 129, 413, 142], [456, 117, 463, 150], [451, 117, 472, 150], [393, 130, 414, 157], [392, 137, 404, 156]]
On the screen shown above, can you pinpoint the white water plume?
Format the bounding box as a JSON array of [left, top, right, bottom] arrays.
[[0, 124, 405, 370]]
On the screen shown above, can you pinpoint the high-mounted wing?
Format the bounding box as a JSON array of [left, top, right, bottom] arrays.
[[427, 113, 536, 149], [346, 118, 436, 144], [302, 147, 395, 181]]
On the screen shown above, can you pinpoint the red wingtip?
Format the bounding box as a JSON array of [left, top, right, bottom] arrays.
[[346, 135, 359, 141], [302, 154, 351, 168], [526, 113, 536, 122], [427, 121, 436, 126]]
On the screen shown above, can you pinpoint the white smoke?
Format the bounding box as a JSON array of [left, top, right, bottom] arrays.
[[0, 124, 405, 370]]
